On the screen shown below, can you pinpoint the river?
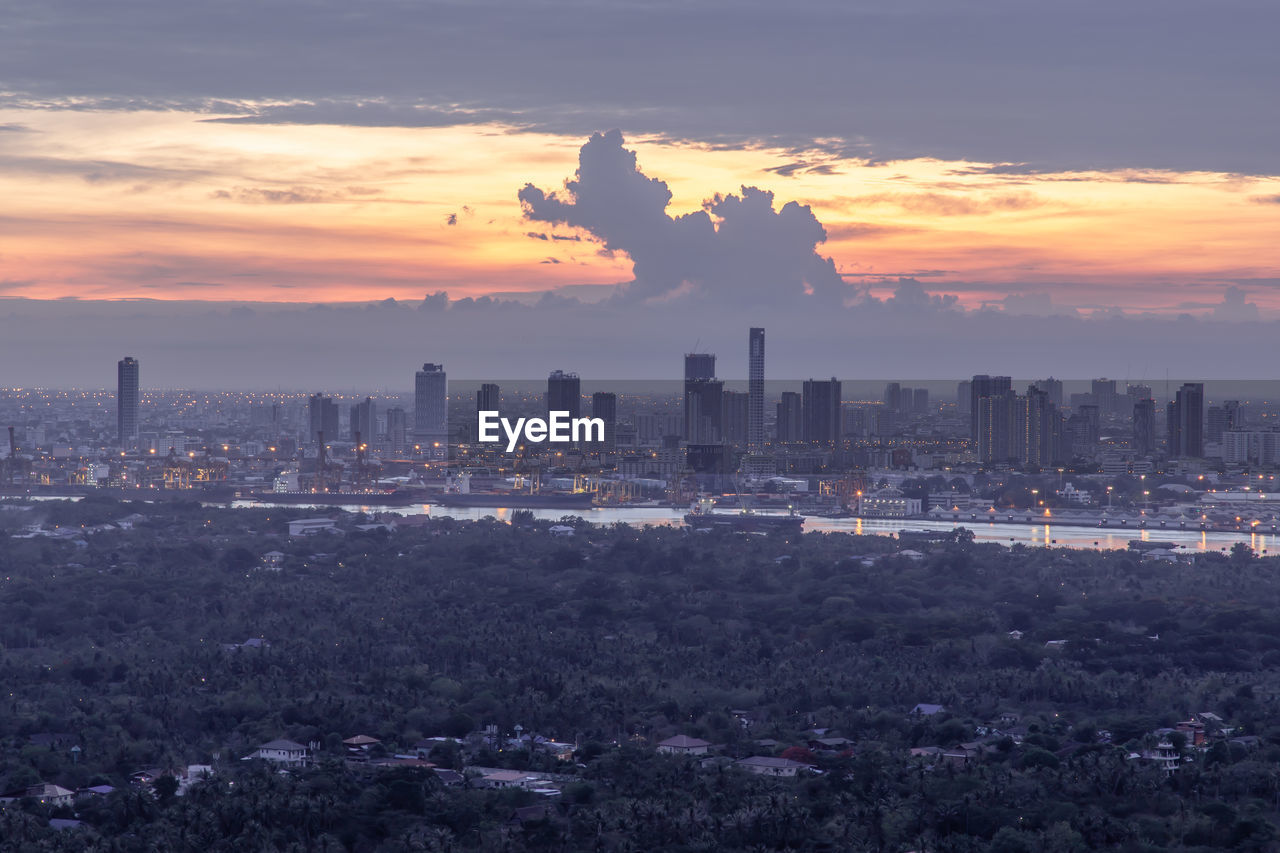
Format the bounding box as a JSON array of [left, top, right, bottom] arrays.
[[230, 500, 1273, 554]]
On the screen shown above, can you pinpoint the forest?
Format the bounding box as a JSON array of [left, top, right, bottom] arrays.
[[1, 496, 1279, 851]]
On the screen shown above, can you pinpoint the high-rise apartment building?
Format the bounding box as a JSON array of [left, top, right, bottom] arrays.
[[117, 356, 139, 450]]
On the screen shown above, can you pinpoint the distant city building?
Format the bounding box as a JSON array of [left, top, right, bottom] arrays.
[[1167, 382, 1204, 458], [1035, 377, 1064, 408], [1222, 429, 1280, 466], [384, 407, 408, 455], [545, 370, 581, 419], [970, 375, 1012, 443], [591, 391, 617, 451], [956, 380, 972, 416], [476, 383, 500, 416], [683, 353, 723, 443], [117, 356, 139, 450], [884, 382, 902, 413], [1206, 400, 1239, 444], [776, 391, 802, 443], [307, 394, 338, 445], [912, 387, 929, 415], [414, 363, 448, 459], [722, 390, 749, 445], [802, 378, 841, 446], [748, 328, 765, 451], [1132, 396, 1157, 457], [350, 397, 376, 444]]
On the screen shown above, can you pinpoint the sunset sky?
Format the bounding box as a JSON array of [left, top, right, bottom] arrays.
[[1, 0, 1278, 384]]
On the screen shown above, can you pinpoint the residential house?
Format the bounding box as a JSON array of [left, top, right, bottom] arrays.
[[288, 518, 340, 537], [247, 739, 309, 767], [736, 756, 808, 777], [657, 735, 711, 755]]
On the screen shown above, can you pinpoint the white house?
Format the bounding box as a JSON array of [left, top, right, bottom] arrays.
[[248, 739, 309, 767], [656, 735, 711, 755]]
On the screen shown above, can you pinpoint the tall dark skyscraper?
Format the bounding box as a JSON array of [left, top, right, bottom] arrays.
[[477, 383, 500, 415], [546, 370, 581, 419], [592, 391, 617, 451], [802, 378, 841, 445], [748, 328, 765, 451], [970, 375, 1012, 442], [1018, 386, 1061, 467], [116, 356, 139, 449], [350, 397, 376, 443], [683, 353, 723, 443], [1034, 377, 1064, 408], [776, 391, 802, 443], [1132, 397, 1156, 457], [884, 382, 902, 413], [308, 393, 338, 444], [912, 387, 929, 415], [1167, 382, 1204, 458], [414, 363, 448, 459]]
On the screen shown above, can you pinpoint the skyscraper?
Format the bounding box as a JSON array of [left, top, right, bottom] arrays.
[[722, 391, 749, 444], [802, 378, 841, 446], [976, 386, 1017, 463], [308, 393, 339, 445], [350, 397, 376, 443], [117, 356, 139, 450], [414, 363, 448, 459], [477, 383, 500, 415], [545, 370, 581, 419], [592, 391, 617, 451], [1167, 382, 1204, 458], [683, 353, 723, 443], [1132, 396, 1156, 457], [776, 391, 802, 443], [1206, 400, 1239, 444], [748, 328, 765, 451]]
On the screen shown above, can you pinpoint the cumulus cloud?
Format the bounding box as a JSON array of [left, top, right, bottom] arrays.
[[1212, 286, 1260, 321], [518, 130, 849, 306]]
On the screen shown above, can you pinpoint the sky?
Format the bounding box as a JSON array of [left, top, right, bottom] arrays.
[[1, 0, 1278, 386]]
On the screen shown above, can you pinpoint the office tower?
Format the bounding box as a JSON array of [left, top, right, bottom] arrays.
[[1035, 377, 1064, 408], [912, 388, 929, 415], [384, 407, 407, 455], [683, 353, 723, 443], [117, 356, 139, 450], [1206, 400, 1239, 444], [308, 394, 338, 445], [884, 382, 902, 413], [956, 381, 972, 416], [802, 378, 841, 445], [477, 383, 500, 415], [545, 370, 581, 419], [776, 391, 802, 442], [1091, 378, 1118, 415], [414, 363, 448, 459], [748, 328, 765, 451], [1167, 382, 1204, 458], [684, 353, 716, 382], [970, 375, 1012, 442], [722, 391, 749, 444], [350, 397, 376, 443], [592, 391, 617, 451], [976, 387, 1017, 463], [1132, 397, 1156, 456]]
